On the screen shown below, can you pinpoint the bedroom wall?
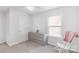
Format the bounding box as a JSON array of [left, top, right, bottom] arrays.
[[32, 7, 63, 45], [62, 6, 79, 35], [6, 9, 32, 46], [31, 12, 48, 34], [32, 7, 63, 33], [0, 11, 6, 43], [32, 6, 79, 52]]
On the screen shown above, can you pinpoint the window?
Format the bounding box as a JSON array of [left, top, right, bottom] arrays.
[[48, 16, 62, 37]]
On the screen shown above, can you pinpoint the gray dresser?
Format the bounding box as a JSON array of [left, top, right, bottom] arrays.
[[28, 32, 48, 45]]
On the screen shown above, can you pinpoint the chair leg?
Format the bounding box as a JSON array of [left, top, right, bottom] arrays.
[[66, 46, 71, 53], [59, 49, 61, 53], [58, 48, 61, 53]]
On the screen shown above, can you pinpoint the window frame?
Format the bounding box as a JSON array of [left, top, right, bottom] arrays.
[[47, 16, 62, 37]]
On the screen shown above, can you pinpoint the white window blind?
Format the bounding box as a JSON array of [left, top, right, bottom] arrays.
[[48, 16, 62, 37]]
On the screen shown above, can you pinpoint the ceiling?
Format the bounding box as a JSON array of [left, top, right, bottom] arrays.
[[0, 6, 60, 14]]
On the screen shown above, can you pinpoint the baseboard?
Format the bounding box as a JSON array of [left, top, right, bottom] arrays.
[[48, 42, 57, 46], [7, 39, 28, 46], [0, 40, 5, 44]]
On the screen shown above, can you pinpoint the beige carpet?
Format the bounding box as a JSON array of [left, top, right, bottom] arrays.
[[0, 41, 42, 53], [0, 41, 77, 53]]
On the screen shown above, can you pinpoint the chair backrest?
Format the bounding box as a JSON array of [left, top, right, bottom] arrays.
[[64, 31, 76, 43]]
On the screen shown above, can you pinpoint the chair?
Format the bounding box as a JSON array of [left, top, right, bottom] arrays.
[[56, 31, 77, 53]]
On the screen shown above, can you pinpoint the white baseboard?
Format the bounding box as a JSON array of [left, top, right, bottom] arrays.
[[7, 39, 28, 46], [0, 40, 5, 44], [48, 42, 57, 46]]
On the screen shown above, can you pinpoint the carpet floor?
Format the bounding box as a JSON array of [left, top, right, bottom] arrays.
[[0, 41, 77, 53]]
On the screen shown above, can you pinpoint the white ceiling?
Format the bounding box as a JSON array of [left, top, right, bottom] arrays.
[[0, 6, 60, 14]]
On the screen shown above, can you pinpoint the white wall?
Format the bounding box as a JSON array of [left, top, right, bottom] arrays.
[[32, 7, 63, 34], [32, 7, 63, 45], [6, 9, 31, 46], [32, 7, 79, 52], [32, 12, 48, 33], [0, 11, 6, 43], [62, 7, 79, 35]]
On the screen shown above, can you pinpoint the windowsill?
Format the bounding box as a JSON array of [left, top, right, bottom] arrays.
[[48, 35, 62, 38]]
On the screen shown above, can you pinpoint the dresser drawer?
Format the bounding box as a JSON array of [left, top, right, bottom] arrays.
[[30, 38, 45, 45], [28, 32, 48, 45]]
